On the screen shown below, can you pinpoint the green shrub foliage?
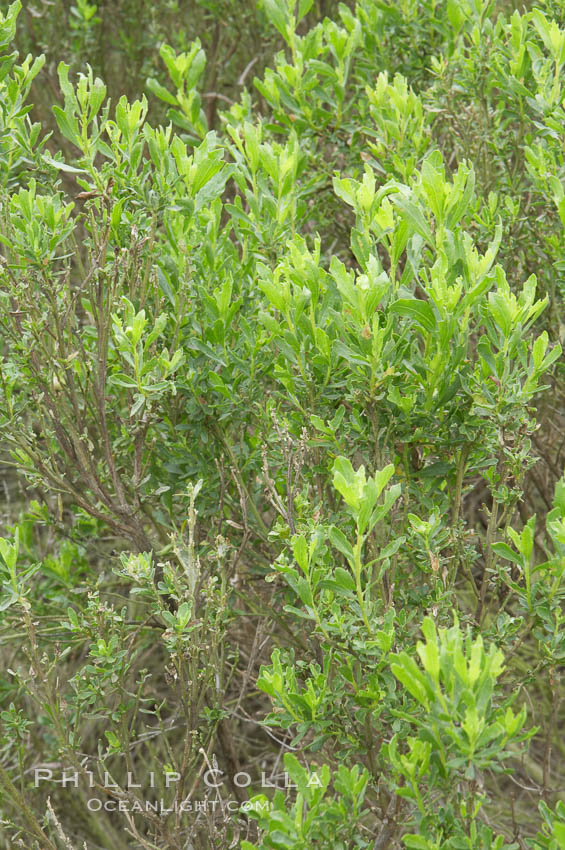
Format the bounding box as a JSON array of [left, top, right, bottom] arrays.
[[0, 0, 564, 847]]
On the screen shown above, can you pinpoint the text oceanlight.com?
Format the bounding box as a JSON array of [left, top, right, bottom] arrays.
[[85, 798, 272, 813], [33, 766, 325, 814]]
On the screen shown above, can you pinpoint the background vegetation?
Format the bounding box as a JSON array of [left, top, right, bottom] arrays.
[[0, 0, 564, 847]]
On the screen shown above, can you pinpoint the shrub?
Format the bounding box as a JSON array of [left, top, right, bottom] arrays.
[[0, 0, 564, 848]]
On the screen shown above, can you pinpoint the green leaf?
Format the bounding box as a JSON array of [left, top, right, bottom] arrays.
[[377, 537, 406, 560], [66, 607, 79, 630], [52, 105, 79, 145], [421, 156, 446, 224], [390, 299, 436, 332], [491, 542, 523, 567], [263, 0, 288, 39], [298, 0, 314, 21], [293, 535, 309, 575], [391, 194, 433, 245], [391, 652, 431, 708], [42, 155, 86, 174], [333, 567, 356, 592], [332, 456, 366, 511], [146, 77, 178, 106], [417, 618, 440, 683], [0, 533, 18, 571], [404, 835, 433, 849], [328, 526, 354, 563]]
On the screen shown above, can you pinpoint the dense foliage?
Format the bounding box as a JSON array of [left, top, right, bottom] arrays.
[[0, 0, 564, 848]]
